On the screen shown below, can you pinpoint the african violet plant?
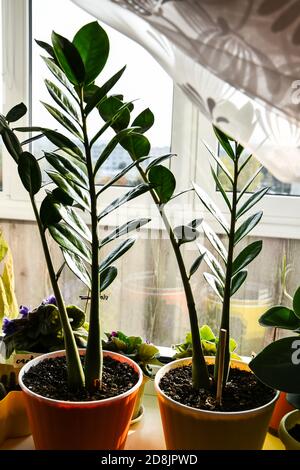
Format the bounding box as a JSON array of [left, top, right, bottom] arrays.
[[92, 90, 269, 400], [0, 22, 159, 392], [250, 286, 300, 408], [1, 296, 88, 360]]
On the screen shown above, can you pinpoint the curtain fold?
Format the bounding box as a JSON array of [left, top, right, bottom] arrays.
[[71, 0, 300, 183]]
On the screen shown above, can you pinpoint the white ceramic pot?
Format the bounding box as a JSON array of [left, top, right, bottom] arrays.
[[279, 409, 300, 450]]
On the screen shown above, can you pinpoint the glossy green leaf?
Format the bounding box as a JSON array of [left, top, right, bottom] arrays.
[[40, 194, 62, 227], [202, 140, 233, 184], [98, 183, 150, 220], [47, 171, 90, 211], [18, 152, 42, 195], [232, 241, 262, 276], [62, 250, 91, 289], [203, 272, 223, 300], [49, 223, 91, 263], [41, 102, 82, 140], [200, 325, 216, 342], [146, 153, 175, 172], [93, 128, 136, 176], [249, 337, 300, 393], [21, 133, 44, 147], [234, 211, 263, 245], [35, 40, 55, 58], [210, 165, 231, 211], [148, 165, 176, 203], [51, 31, 85, 85], [293, 286, 300, 319], [197, 244, 225, 283], [193, 182, 229, 234], [98, 96, 130, 132], [259, 306, 300, 330], [287, 393, 300, 408], [2, 128, 22, 162], [99, 238, 136, 272], [6, 103, 27, 123], [55, 205, 92, 243], [189, 253, 205, 279], [44, 79, 79, 121], [202, 222, 228, 262], [45, 152, 88, 187], [231, 270, 247, 296], [238, 154, 252, 175], [100, 218, 150, 247], [100, 266, 118, 292], [73, 22, 109, 85], [43, 129, 84, 160], [236, 187, 269, 219], [132, 108, 154, 133], [85, 66, 126, 115], [91, 100, 134, 146], [173, 225, 199, 245], [42, 57, 77, 98], [121, 133, 151, 160], [213, 126, 235, 160], [52, 187, 74, 206]]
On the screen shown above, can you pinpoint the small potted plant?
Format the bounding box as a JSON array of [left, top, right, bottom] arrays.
[[250, 286, 300, 450], [103, 331, 160, 422], [96, 94, 279, 447], [0, 21, 156, 449]]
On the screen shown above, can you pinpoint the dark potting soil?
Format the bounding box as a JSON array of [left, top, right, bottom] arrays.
[[159, 365, 276, 412], [289, 424, 300, 442], [22, 356, 139, 401]]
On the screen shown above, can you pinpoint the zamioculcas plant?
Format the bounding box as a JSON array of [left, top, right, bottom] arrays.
[[0, 22, 154, 393], [92, 95, 269, 401]]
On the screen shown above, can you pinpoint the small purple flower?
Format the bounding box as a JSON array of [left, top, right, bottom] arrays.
[[19, 305, 30, 317], [146, 339, 151, 344], [2, 317, 16, 335], [111, 331, 118, 337], [42, 295, 57, 306]]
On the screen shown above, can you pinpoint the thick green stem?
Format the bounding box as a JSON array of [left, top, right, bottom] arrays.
[[214, 151, 239, 388], [31, 196, 85, 390], [137, 165, 210, 390], [79, 90, 102, 390]]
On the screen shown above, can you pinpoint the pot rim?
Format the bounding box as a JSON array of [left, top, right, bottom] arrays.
[[155, 356, 279, 416], [18, 349, 143, 406]]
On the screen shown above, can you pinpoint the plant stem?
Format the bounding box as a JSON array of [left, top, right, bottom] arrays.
[[79, 90, 102, 390], [31, 196, 85, 389], [137, 164, 210, 390], [214, 148, 239, 388]]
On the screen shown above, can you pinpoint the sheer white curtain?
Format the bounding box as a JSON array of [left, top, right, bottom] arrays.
[[71, 0, 300, 182]]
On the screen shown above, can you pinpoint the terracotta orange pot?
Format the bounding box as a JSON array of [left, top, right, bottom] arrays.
[[269, 392, 294, 435], [155, 357, 279, 450], [131, 375, 149, 422], [19, 350, 142, 450]]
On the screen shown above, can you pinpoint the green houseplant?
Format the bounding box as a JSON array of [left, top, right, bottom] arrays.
[[95, 92, 279, 448], [250, 286, 300, 449], [103, 330, 160, 421], [0, 21, 162, 450]]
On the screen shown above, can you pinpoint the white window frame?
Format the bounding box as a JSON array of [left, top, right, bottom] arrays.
[[1, 0, 300, 240]]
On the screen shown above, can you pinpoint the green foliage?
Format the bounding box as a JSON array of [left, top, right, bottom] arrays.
[[0, 22, 153, 391], [2, 301, 88, 360], [103, 331, 161, 377], [173, 325, 240, 360], [0, 231, 18, 325], [250, 286, 300, 407]]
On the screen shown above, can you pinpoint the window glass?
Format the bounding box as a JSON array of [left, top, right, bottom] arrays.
[[31, 0, 173, 186]]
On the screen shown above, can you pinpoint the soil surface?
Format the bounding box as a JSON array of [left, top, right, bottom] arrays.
[[159, 365, 276, 412], [22, 356, 139, 401], [289, 424, 300, 443]]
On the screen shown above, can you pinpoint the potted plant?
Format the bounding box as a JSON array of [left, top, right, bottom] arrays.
[[103, 330, 160, 422], [0, 21, 158, 449], [250, 286, 300, 449], [97, 91, 279, 448]]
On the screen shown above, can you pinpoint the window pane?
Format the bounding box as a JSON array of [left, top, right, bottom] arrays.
[[31, 0, 173, 186]]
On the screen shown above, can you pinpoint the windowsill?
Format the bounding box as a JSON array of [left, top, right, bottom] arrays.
[[0, 393, 285, 450]]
